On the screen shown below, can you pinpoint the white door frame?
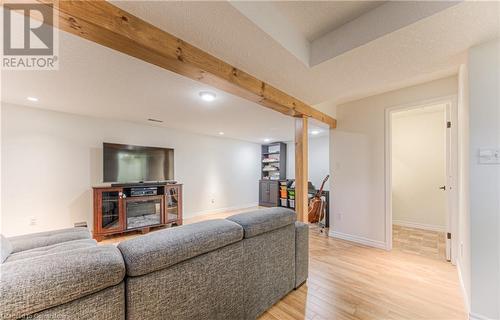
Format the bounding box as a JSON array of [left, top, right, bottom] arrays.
[[384, 95, 458, 264]]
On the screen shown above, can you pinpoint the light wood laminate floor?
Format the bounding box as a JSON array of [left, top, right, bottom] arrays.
[[101, 208, 466, 320], [393, 224, 447, 260]]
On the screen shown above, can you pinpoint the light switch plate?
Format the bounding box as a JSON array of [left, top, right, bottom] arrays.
[[479, 148, 500, 164]]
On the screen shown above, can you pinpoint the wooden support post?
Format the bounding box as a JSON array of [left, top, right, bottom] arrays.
[[295, 116, 308, 222]]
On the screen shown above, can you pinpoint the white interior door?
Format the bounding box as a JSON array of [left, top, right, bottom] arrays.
[[445, 108, 451, 261], [445, 103, 456, 262]]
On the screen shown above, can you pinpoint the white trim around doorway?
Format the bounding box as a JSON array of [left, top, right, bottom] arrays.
[[384, 95, 458, 264]]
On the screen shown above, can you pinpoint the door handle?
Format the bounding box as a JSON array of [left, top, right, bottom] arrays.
[[439, 186, 446, 190]]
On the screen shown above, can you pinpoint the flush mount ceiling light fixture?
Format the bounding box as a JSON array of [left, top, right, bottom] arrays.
[[310, 130, 321, 135], [199, 91, 216, 102], [27, 96, 38, 102], [263, 138, 271, 143], [218, 131, 225, 135]]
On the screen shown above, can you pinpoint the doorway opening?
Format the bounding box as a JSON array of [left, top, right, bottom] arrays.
[[385, 99, 457, 262]]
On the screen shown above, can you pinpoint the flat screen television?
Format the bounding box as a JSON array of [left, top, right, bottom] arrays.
[[103, 143, 174, 183]]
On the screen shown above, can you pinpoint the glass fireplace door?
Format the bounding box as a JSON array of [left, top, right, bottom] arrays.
[[96, 188, 124, 234], [165, 186, 181, 223], [125, 196, 163, 230]]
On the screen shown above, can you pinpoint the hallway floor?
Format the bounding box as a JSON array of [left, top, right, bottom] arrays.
[[261, 225, 465, 320], [393, 225, 447, 260]]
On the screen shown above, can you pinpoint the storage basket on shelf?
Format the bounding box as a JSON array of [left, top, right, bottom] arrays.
[[280, 198, 288, 207], [280, 186, 288, 198]]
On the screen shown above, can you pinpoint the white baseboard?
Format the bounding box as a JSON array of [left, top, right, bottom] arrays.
[[457, 263, 470, 315], [187, 203, 259, 218], [393, 220, 446, 232], [328, 230, 386, 249], [469, 312, 496, 320]]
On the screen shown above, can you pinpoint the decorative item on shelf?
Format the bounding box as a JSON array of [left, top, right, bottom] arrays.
[[268, 144, 280, 154], [262, 157, 280, 163], [271, 172, 282, 180], [262, 165, 279, 171]]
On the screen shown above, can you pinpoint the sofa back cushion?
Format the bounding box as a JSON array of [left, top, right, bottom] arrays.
[[5, 239, 97, 263], [0, 234, 13, 263], [226, 207, 296, 238], [118, 219, 243, 277], [8, 227, 91, 253]]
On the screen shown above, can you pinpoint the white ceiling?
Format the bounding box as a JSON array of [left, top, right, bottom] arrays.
[[269, 1, 385, 41], [230, 1, 460, 66], [114, 1, 499, 105], [1, 21, 328, 143], [2, 1, 499, 144]]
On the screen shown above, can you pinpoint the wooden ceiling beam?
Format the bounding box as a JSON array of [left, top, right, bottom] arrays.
[[28, 0, 337, 128]]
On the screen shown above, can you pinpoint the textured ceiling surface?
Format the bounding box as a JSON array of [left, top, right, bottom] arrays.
[[2, 1, 499, 143], [270, 1, 385, 41], [2, 29, 303, 143], [114, 1, 499, 105]]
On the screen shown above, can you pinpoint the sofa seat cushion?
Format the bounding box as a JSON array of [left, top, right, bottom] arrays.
[[0, 245, 125, 320], [118, 219, 243, 277], [1, 234, 13, 263], [226, 207, 296, 238], [8, 227, 92, 253], [5, 239, 97, 263]]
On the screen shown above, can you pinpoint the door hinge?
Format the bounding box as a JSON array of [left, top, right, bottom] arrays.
[[447, 232, 451, 240], [447, 121, 452, 128]]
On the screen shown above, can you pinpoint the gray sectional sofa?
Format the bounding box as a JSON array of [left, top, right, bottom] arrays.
[[0, 227, 125, 320], [0, 207, 308, 320]]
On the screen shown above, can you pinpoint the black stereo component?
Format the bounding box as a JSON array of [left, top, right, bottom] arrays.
[[130, 187, 158, 197]]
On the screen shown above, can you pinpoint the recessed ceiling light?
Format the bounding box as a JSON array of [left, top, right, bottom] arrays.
[[263, 138, 271, 143], [199, 91, 216, 102], [310, 130, 320, 135], [27, 97, 38, 102], [218, 131, 224, 135]]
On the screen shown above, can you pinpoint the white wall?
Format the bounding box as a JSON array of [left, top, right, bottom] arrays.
[[457, 63, 471, 314], [330, 76, 457, 246], [1, 104, 261, 236], [467, 39, 499, 320], [392, 107, 447, 230], [286, 135, 330, 191]]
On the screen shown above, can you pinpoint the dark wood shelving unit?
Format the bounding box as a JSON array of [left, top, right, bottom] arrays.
[[259, 142, 286, 207]]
